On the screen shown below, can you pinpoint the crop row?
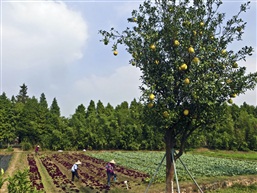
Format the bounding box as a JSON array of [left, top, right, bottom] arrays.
[[51, 153, 111, 192], [51, 153, 149, 191], [74, 153, 149, 179], [27, 154, 44, 191], [40, 155, 79, 192], [26, 151, 149, 192]]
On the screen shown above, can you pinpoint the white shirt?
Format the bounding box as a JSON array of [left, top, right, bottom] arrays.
[[71, 164, 78, 172]]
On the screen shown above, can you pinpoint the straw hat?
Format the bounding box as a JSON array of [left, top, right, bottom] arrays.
[[75, 160, 82, 165], [109, 160, 116, 164]]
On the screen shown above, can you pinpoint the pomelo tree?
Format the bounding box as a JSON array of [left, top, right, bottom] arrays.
[[99, 0, 257, 191]]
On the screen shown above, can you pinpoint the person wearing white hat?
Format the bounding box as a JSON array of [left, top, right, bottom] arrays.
[[105, 160, 117, 186], [71, 160, 82, 181]]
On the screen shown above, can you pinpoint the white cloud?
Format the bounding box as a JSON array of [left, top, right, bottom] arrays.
[[1, 0, 88, 106], [2, 1, 88, 69]]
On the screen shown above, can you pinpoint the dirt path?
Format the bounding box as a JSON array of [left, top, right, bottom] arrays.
[[1, 150, 58, 193], [0, 148, 26, 193]]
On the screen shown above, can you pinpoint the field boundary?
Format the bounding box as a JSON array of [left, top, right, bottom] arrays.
[[174, 175, 257, 193], [0, 151, 21, 193]]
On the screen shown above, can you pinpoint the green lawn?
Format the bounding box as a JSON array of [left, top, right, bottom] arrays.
[[190, 149, 257, 161]]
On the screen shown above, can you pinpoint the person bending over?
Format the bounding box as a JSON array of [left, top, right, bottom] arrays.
[[71, 160, 82, 181], [106, 159, 117, 186]]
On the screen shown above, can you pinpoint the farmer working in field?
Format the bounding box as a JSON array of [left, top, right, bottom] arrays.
[[35, 145, 39, 155], [105, 159, 117, 186], [71, 160, 82, 181]]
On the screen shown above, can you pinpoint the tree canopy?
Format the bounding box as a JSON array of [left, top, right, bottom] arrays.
[[99, 0, 257, 190]]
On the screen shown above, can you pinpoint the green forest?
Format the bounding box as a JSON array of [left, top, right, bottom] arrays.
[[1, 83, 257, 152]]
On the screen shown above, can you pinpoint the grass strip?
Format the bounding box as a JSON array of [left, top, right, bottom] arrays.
[[207, 183, 257, 193], [35, 155, 57, 193], [190, 149, 257, 161]]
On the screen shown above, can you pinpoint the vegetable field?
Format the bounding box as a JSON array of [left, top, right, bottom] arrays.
[[87, 151, 257, 182], [27, 152, 150, 193], [2, 150, 257, 193]]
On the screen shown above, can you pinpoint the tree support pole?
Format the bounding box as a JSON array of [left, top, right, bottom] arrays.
[[176, 153, 203, 193], [145, 150, 203, 193], [171, 148, 180, 193], [144, 153, 166, 193]]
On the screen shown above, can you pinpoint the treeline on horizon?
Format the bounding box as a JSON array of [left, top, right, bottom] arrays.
[[1, 84, 257, 151]]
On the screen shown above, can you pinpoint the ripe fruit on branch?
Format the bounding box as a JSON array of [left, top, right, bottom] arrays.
[[174, 40, 180, 46], [183, 109, 189, 116], [113, 50, 118, 56], [192, 57, 200, 64], [147, 103, 154, 108], [232, 62, 238, 68], [150, 44, 156, 50], [221, 49, 227, 55], [149, 94, 155, 100], [200, 22, 204, 27], [184, 78, 190, 84], [180, 63, 188, 71], [188, 46, 195, 54], [163, 111, 169, 118]]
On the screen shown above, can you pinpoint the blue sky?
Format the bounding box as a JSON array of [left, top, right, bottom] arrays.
[[1, 0, 256, 117]]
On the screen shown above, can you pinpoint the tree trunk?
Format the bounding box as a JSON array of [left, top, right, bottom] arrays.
[[165, 129, 175, 193]]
